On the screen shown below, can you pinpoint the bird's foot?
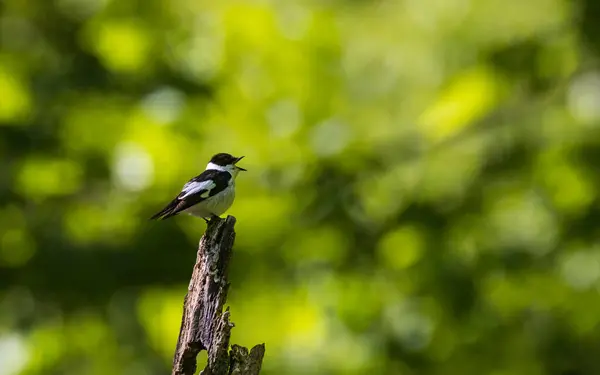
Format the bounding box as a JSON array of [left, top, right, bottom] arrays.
[[204, 214, 221, 225]]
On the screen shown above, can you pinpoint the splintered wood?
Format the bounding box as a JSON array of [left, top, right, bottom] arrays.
[[172, 216, 265, 375]]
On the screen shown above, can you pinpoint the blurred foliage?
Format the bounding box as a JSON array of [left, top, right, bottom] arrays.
[[2, 0, 600, 374]]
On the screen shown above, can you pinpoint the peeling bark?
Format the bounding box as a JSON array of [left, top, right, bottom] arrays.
[[172, 216, 264, 375]]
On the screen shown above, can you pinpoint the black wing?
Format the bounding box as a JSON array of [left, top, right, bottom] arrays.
[[149, 170, 231, 220]]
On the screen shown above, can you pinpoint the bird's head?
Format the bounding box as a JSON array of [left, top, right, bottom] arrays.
[[206, 153, 247, 177]]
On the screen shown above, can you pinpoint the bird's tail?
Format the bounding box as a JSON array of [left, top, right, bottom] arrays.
[[149, 199, 179, 220]]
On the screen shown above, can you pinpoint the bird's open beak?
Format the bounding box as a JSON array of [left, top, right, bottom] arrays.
[[235, 156, 247, 171]]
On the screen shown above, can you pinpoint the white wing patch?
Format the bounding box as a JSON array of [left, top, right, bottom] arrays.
[[180, 179, 216, 199]]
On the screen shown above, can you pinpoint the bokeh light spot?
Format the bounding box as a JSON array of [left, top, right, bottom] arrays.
[[310, 119, 352, 157], [140, 87, 185, 126], [567, 72, 600, 124], [378, 225, 424, 270], [0, 229, 35, 268], [419, 66, 503, 143], [16, 158, 82, 200], [0, 64, 31, 123], [559, 249, 600, 290], [112, 142, 154, 192], [92, 20, 153, 73], [0, 334, 29, 375]]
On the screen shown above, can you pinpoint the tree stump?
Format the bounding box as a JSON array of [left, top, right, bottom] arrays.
[[171, 216, 265, 375]]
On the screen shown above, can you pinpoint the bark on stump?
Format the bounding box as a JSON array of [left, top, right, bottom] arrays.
[[172, 216, 265, 375]]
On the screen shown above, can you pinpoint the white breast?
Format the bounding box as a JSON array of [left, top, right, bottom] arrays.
[[205, 185, 236, 216], [185, 185, 236, 218]]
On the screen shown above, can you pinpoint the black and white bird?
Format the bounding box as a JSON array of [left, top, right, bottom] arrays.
[[149, 153, 246, 223]]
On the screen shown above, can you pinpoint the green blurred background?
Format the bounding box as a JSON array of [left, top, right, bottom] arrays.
[[2, 0, 600, 374]]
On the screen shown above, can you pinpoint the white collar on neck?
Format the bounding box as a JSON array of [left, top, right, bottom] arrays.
[[206, 162, 240, 178], [206, 162, 227, 172]]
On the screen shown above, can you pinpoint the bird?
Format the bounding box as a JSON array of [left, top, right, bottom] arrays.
[[149, 153, 246, 223]]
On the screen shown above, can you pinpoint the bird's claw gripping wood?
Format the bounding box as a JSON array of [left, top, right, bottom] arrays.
[[204, 214, 221, 225]]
